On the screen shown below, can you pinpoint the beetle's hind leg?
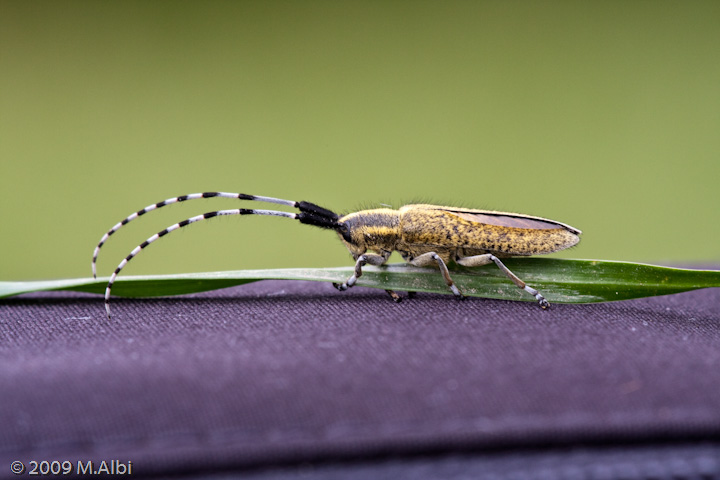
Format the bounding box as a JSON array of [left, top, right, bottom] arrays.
[[334, 251, 400, 300], [456, 254, 550, 308], [406, 252, 464, 299]]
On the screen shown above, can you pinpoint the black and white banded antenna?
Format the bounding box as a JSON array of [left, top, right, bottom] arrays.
[[92, 192, 342, 319]]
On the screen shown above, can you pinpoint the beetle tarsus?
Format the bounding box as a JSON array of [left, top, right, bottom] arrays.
[[522, 285, 550, 309], [449, 283, 465, 298], [538, 296, 550, 309], [385, 290, 402, 302]]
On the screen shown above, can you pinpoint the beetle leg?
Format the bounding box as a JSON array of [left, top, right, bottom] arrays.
[[456, 254, 550, 308], [334, 251, 391, 293], [407, 252, 464, 298], [385, 289, 402, 302]]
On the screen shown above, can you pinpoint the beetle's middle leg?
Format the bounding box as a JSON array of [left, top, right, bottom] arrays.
[[456, 254, 550, 308], [334, 251, 401, 301], [407, 252, 464, 298]]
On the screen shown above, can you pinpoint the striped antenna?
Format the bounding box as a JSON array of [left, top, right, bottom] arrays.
[[92, 192, 297, 278], [104, 209, 297, 319], [95, 192, 341, 319]]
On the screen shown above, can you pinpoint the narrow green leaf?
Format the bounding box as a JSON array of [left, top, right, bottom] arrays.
[[1, 259, 718, 304]]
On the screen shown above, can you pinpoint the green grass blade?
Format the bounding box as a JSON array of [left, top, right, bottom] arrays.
[[1, 258, 718, 304]]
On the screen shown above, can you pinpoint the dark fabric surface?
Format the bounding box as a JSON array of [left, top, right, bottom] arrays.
[[1, 278, 720, 478], [207, 444, 720, 480]]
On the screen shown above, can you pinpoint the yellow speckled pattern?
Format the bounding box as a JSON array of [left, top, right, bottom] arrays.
[[337, 204, 580, 262]]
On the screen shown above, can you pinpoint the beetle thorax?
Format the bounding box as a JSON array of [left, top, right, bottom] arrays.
[[337, 208, 401, 256]]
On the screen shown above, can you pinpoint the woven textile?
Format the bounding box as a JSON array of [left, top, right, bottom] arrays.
[[2, 279, 719, 478]]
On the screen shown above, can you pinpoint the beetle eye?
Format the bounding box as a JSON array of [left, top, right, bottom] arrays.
[[338, 223, 352, 243]]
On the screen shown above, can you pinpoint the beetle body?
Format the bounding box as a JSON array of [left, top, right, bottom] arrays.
[[338, 204, 580, 262], [93, 192, 581, 318]]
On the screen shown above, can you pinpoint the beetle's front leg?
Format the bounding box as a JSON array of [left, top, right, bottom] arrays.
[[334, 251, 398, 300]]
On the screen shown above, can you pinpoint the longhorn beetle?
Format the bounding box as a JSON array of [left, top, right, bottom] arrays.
[[93, 192, 581, 318]]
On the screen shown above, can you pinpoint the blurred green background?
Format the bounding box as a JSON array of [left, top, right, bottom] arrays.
[[1, 1, 718, 281]]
